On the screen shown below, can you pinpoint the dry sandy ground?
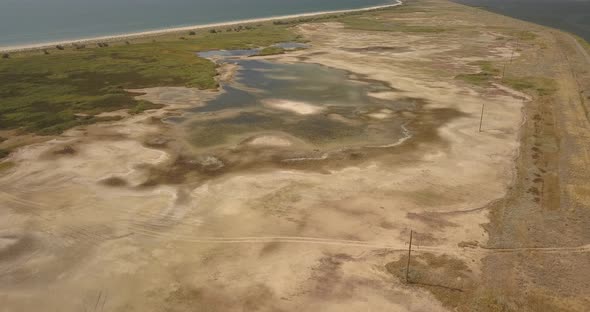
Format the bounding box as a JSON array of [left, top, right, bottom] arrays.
[[262, 99, 325, 115], [0, 1, 588, 311]]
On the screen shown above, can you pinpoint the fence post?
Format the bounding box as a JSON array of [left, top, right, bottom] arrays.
[[479, 102, 486, 132], [406, 230, 413, 283]]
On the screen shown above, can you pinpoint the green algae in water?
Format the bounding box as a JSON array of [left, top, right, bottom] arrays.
[[189, 111, 367, 148]]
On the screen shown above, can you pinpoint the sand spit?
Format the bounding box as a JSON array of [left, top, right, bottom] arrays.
[[262, 98, 324, 115], [4, 1, 585, 311], [367, 108, 395, 119], [248, 135, 293, 147], [0, 1, 403, 53]]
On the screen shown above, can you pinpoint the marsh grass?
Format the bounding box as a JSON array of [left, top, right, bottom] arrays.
[[503, 76, 557, 96], [455, 60, 556, 96], [0, 148, 10, 159], [455, 61, 500, 86], [0, 161, 14, 174], [339, 16, 446, 33], [514, 30, 538, 41], [255, 46, 285, 56], [0, 25, 299, 134], [573, 34, 590, 54]]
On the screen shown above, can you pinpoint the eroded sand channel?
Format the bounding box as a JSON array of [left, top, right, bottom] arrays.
[[0, 21, 525, 312]]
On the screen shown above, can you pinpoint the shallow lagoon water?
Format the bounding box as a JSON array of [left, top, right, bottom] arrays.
[[196, 49, 259, 59], [193, 59, 385, 113], [185, 49, 414, 149], [273, 42, 310, 50]]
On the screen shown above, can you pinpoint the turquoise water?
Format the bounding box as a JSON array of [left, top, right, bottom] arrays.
[[0, 0, 394, 48]]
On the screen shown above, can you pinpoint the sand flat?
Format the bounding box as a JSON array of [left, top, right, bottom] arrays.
[[248, 135, 293, 147], [262, 98, 324, 115], [1, 1, 589, 311]]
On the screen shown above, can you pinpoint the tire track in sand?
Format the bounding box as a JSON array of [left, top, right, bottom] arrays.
[[2, 191, 590, 255]]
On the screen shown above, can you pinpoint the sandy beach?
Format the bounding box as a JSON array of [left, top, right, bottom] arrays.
[[0, 0, 402, 53]]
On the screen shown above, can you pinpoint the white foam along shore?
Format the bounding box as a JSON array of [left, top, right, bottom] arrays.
[[0, 1, 402, 53]]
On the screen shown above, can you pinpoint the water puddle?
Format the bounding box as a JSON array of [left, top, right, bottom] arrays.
[[197, 48, 259, 59], [196, 42, 308, 59], [273, 42, 309, 50]]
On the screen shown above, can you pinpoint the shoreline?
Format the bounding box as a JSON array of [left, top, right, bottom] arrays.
[[0, 0, 402, 53]]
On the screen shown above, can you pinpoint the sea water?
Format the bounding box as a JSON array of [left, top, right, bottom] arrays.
[[0, 0, 395, 48]]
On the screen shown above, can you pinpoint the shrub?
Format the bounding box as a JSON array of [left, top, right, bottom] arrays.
[[455, 61, 499, 86], [503, 76, 557, 96], [255, 46, 285, 56], [2, 53, 9, 59], [56, 45, 65, 50], [189, 31, 196, 36], [0, 148, 10, 159]]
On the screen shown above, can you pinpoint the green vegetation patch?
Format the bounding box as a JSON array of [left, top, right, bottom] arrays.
[[272, 15, 340, 26], [339, 16, 446, 33], [0, 161, 14, 174], [0, 25, 299, 135], [0, 46, 217, 134], [455, 60, 556, 96], [455, 61, 500, 86], [0, 148, 10, 159], [255, 46, 285, 56], [573, 35, 590, 54], [514, 30, 538, 41], [503, 76, 557, 96]]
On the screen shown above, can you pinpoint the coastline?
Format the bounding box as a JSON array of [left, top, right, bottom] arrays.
[[0, 0, 402, 53]]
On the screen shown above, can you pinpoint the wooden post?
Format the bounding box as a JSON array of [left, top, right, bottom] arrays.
[[406, 230, 413, 283], [479, 102, 486, 132], [510, 39, 518, 64]]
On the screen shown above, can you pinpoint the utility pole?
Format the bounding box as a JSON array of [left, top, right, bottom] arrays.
[[405, 230, 413, 283], [510, 39, 518, 64], [479, 102, 486, 132]]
